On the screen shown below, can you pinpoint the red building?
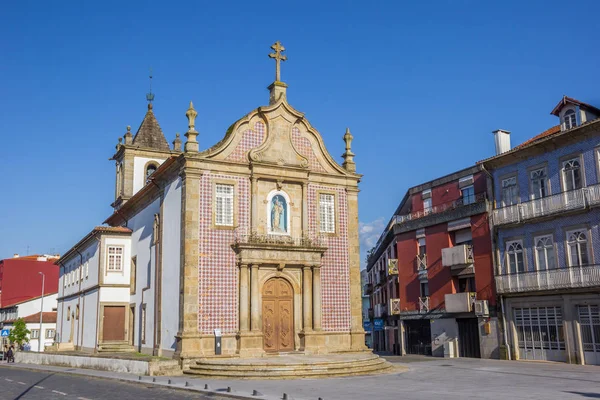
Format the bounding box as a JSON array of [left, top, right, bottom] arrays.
[[366, 165, 499, 358], [0, 255, 59, 308]]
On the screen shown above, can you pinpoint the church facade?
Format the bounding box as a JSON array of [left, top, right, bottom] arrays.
[[56, 43, 365, 361]]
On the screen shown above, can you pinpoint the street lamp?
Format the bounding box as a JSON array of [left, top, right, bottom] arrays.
[[38, 272, 45, 352]]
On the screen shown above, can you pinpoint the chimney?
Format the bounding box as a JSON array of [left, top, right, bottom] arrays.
[[493, 129, 511, 155], [13, 254, 19, 258]]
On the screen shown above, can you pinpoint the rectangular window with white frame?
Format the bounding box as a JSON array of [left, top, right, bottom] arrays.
[[505, 239, 525, 274], [107, 246, 124, 272], [215, 183, 234, 227], [534, 234, 556, 271], [566, 229, 590, 267], [319, 193, 336, 233], [30, 329, 40, 339], [46, 329, 55, 339]]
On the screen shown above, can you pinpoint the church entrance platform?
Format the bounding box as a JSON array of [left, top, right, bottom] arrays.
[[184, 352, 398, 379]]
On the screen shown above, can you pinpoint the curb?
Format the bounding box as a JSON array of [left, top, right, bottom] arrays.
[[0, 364, 288, 400]]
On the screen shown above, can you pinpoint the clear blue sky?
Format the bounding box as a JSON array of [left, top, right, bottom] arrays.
[[1, 1, 599, 265]]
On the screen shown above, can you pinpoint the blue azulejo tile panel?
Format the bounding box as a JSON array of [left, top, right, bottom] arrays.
[[496, 209, 600, 274], [492, 136, 600, 204]]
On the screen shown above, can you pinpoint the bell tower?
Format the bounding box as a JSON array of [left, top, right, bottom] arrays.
[[110, 72, 180, 210]]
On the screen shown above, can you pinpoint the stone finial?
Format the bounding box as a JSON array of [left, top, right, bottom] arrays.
[[116, 137, 123, 150], [342, 128, 356, 172], [173, 132, 182, 152], [124, 125, 133, 145], [184, 101, 199, 152]]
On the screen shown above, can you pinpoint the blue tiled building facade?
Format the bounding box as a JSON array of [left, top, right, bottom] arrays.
[[483, 96, 600, 366]]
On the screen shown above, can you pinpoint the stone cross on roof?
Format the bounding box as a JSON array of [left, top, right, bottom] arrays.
[[269, 41, 287, 82]]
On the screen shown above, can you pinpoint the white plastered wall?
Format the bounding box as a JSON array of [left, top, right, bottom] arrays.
[[133, 156, 166, 194]]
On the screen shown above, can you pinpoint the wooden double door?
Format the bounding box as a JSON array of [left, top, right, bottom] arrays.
[[262, 277, 294, 352]]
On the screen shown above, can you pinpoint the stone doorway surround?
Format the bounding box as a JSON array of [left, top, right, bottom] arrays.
[[233, 232, 327, 356]]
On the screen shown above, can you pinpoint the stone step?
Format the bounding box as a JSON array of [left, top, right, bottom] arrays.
[[185, 361, 394, 379], [97, 344, 135, 352], [194, 354, 381, 368], [189, 357, 386, 373], [185, 358, 395, 379]]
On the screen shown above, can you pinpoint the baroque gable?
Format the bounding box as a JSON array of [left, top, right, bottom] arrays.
[[202, 97, 353, 176]]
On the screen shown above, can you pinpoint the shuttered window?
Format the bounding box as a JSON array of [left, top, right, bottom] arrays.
[[215, 184, 234, 226], [319, 193, 335, 233]]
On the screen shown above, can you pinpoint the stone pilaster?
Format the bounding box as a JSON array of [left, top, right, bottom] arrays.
[[312, 265, 322, 331], [251, 177, 258, 232], [302, 182, 308, 234], [302, 266, 313, 332], [239, 264, 250, 332], [174, 163, 202, 359], [250, 264, 260, 331], [346, 188, 366, 350]]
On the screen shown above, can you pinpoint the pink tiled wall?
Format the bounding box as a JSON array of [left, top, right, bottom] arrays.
[[308, 184, 351, 332], [225, 122, 266, 163], [197, 173, 250, 334], [292, 127, 326, 173]]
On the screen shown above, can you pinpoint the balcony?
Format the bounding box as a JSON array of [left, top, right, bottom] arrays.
[[493, 184, 600, 226], [232, 229, 327, 267], [419, 296, 430, 313], [366, 190, 488, 266], [363, 283, 373, 295], [441, 245, 474, 275], [416, 254, 428, 280], [495, 264, 600, 294], [445, 292, 476, 313]]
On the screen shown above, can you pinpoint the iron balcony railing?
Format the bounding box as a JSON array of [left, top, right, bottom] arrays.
[[495, 264, 600, 294], [233, 229, 326, 248], [419, 296, 430, 313], [393, 192, 487, 226], [493, 184, 600, 226], [367, 192, 487, 265]]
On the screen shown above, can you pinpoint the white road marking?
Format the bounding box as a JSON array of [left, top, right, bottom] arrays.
[[34, 385, 44, 389], [52, 390, 67, 395], [17, 381, 26, 385], [5, 378, 13, 382], [78, 397, 93, 400]]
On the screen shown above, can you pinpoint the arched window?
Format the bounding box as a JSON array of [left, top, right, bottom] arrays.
[[535, 235, 555, 270], [567, 230, 589, 267], [506, 240, 525, 274], [562, 158, 582, 191], [564, 109, 577, 130], [146, 164, 158, 182]]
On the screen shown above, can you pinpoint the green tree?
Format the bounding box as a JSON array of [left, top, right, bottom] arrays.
[[8, 318, 30, 350]]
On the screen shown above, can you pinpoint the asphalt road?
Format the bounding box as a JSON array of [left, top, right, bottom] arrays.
[[0, 367, 225, 400]]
